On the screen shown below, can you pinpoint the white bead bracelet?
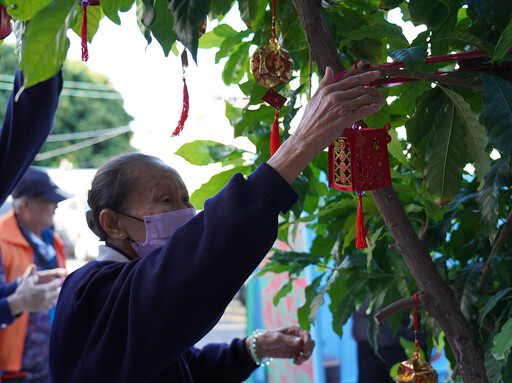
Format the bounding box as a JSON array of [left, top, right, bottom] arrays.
[[249, 329, 273, 366]]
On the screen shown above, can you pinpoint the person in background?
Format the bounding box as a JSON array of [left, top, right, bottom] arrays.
[[0, 168, 68, 383], [49, 67, 386, 383], [0, 63, 64, 330]]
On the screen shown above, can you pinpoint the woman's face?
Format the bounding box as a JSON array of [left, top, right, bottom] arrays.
[[119, 160, 193, 244]]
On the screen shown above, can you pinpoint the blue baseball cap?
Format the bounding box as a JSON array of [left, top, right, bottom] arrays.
[[12, 168, 70, 203]]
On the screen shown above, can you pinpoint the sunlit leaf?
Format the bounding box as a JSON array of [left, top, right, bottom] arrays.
[[492, 317, 512, 360], [5, 0, 52, 20], [71, 4, 104, 43], [21, 0, 77, 89], [101, 0, 135, 25]]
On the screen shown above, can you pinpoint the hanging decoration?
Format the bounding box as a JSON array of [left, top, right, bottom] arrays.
[[0, 3, 12, 40], [396, 294, 438, 383], [80, 0, 100, 62], [328, 118, 392, 248], [172, 20, 207, 137], [250, 0, 293, 156]]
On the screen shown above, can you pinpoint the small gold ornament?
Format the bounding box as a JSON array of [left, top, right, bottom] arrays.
[[250, 43, 294, 89]]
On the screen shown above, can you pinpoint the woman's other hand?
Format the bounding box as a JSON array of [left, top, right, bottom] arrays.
[[246, 326, 315, 365]]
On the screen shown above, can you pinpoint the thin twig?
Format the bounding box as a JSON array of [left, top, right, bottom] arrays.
[[374, 295, 417, 324]]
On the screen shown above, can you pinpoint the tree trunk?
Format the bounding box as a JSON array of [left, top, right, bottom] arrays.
[[291, 1, 489, 381]]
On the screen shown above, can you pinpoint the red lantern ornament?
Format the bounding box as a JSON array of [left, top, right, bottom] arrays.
[[328, 122, 392, 248], [0, 4, 12, 40], [80, 0, 100, 62], [250, 0, 294, 156], [396, 294, 438, 383]]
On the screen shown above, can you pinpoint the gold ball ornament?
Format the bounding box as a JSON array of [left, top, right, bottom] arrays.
[[250, 43, 294, 89]]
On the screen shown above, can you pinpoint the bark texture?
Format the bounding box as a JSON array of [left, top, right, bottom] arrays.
[[291, 0, 489, 381]]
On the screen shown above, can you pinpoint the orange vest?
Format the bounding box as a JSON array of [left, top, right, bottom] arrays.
[[0, 209, 66, 372]]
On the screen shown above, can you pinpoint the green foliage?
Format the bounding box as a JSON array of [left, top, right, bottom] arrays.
[[4, 0, 512, 378], [0, 44, 134, 168]]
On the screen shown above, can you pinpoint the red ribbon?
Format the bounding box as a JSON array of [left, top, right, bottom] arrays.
[[270, 110, 280, 156], [413, 293, 420, 359], [81, 1, 89, 62], [172, 50, 190, 137]]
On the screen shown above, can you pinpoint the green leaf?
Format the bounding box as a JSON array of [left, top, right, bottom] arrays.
[[424, 97, 467, 205], [191, 166, 250, 209], [492, 17, 512, 62], [238, 0, 258, 28], [387, 127, 409, 167], [222, 41, 250, 85], [150, 0, 177, 56], [332, 278, 367, 337], [432, 32, 490, 52], [136, 0, 153, 45], [388, 46, 427, 76], [168, 0, 211, 62], [339, 23, 408, 48], [209, 0, 232, 19], [485, 346, 504, 383], [71, 4, 104, 43], [462, 0, 493, 19], [101, 0, 135, 25], [21, 0, 77, 89], [5, 0, 52, 20], [492, 317, 512, 360], [452, 264, 481, 320], [198, 30, 225, 49], [482, 74, 512, 156], [175, 140, 242, 166], [297, 275, 323, 331], [479, 287, 512, 328], [439, 86, 490, 189], [273, 279, 294, 306]]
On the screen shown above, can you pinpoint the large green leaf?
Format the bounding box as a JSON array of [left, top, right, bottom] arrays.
[[222, 40, 250, 85], [5, 0, 52, 20], [492, 17, 512, 62], [101, 0, 135, 25], [424, 97, 467, 205], [71, 4, 104, 43], [485, 347, 504, 383], [339, 23, 408, 48], [150, 0, 177, 56], [332, 278, 367, 337], [238, 0, 258, 28], [492, 317, 512, 360], [209, 0, 232, 19], [408, 0, 448, 27], [21, 0, 77, 89], [452, 264, 481, 320], [432, 32, 490, 52], [439, 86, 490, 188], [482, 74, 512, 156], [297, 275, 323, 331], [388, 46, 427, 76], [168, 0, 211, 62], [190, 166, 250, 209]]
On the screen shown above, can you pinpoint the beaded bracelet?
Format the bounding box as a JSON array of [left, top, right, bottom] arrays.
[[249, 329, 273, 366]]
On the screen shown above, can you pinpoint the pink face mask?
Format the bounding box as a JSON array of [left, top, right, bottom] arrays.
[[131, 207, 196, 257]]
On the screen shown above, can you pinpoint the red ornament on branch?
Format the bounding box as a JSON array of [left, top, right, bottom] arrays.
[[80, 0, 100, 62], [328, 122, 392, 248]]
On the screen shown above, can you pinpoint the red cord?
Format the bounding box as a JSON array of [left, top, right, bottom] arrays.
[[81, 2, 88, 62], [414, 293, 420, 359]]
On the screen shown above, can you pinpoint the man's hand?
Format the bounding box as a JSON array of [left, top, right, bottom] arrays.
[[7, 264, 64, 316]]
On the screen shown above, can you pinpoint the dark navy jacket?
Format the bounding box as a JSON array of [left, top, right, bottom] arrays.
[[49, 163, 298, 382], [0, 70, 63, 325]]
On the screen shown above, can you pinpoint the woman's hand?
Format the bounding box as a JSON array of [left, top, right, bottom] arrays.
[[246, 326, 315, 365], [268, 66, 386, 184]]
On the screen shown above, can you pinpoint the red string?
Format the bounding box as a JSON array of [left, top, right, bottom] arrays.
[[81, 1, 89, 62], [270, 0, 276, 43], [414, 293, 420, 359], [270, 110, 280, 156], [355, 193, 372, 249]]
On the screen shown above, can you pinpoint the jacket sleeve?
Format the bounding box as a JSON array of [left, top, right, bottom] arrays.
[[0, 250, 15, 326], [0, 69, 63, 206], [56, 162, 298, 382], [185, 338, 257, 383]]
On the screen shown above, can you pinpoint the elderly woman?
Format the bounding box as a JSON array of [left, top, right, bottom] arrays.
[[48, 68, 385, 382]]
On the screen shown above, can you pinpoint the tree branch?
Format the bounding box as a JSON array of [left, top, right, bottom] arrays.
[[374, 296, 416, 324], [291, 1, 489, 381]]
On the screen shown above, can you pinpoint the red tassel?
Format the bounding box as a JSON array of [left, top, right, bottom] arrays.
[[172, 76, 189, 137], [270, 110, 280, 156], [81, 1, 89, 62], [356, 193, 372, 249]]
